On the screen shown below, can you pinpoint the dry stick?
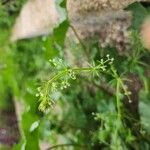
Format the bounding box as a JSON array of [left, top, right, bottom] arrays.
[[1, 0, 10, 5], [46, 143, 86, 150], [66, 5, 89, 57], [67, 0, 93, 61], [1, 0, 16, 5], [69, 24, 90, 58], [84, 78, 115, 96], [94, 81, 115, 96]]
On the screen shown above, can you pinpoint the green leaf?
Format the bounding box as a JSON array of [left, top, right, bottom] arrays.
[[127, 2, 148, 30], [43, 0, 69, 59], [13, 111, 40, 150], [21, 111, 40, 150], [30, 120, 40, 132], [53, 19, 69, 46], [139, 100, 150, 133], [43, 18, 69, 60]]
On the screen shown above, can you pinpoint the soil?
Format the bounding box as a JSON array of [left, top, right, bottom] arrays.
[[0, 109, 20, 147]]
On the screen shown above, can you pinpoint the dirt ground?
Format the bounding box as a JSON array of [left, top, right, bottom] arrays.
[[0, 108, 20, 148]]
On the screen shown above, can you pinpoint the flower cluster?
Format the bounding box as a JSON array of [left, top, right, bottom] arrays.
[[37, 56, 114, 112]]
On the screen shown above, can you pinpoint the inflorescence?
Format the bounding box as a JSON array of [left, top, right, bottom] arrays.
[[36, 55, 114, 112]]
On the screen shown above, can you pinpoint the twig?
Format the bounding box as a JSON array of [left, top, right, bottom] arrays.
[[69, 24, 89, 57], [1, 0, 11, 5], [95, 81, 115, 96], [85, 78, 115, 96], [46, 143, 86, 150]]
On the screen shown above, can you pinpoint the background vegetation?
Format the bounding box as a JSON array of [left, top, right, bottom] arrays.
[[0, 0, 150, 150]]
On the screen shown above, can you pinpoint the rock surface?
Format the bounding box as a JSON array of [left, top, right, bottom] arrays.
[[11, 0, 149, 41]]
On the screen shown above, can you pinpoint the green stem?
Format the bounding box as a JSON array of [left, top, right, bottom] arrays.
[[45, 64, 107, 88], [116, 79, 121, 119]]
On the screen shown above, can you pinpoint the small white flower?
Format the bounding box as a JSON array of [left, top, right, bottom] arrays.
[[36, 93, 39, 97], [106, 54, 110, 58]]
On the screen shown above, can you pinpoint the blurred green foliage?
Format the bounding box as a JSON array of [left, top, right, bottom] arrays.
[[0, 0, 150, 150]]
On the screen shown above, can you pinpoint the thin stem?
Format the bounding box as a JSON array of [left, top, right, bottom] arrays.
[[46, 143, 86, 150], [45, 64, 108, 89], [85, 78, 115, 96], [70, 24, 89, 57], [39, 58, 113, 111], [110, 66, 131, 102], [116, 79, 121, 119]]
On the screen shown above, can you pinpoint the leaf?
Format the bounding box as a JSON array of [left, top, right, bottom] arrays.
[[127, 2, 148, 30], [139, 100, 150, 132], [30, 120, 40, 132], [60, 0, 67, 8], [21, 111, 40, 150], [43, 36, 59, 60], [53, 19, 69, 46], [43, 0, 69, 59], [13, 111, 40, 150], [54, 0, 69, 46]]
